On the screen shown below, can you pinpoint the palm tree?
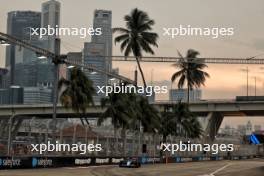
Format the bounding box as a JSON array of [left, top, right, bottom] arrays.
[[138, 96, 160, 135], [159, 102, 202, 160], [131, 95, 160, 155], [58, 67, 95, 124], [98, 92, 160, 156], [113, 8, 158, 88], [172, 102, 202, 138], [160, 102, 203, 142], [171, 49, 209, 104], [185, 116, 203, 138], [160, 111, 176, 143], [98, 92, 133, 155]]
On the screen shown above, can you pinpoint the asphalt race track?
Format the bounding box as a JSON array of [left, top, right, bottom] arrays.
[[0, 159, 263, 176]]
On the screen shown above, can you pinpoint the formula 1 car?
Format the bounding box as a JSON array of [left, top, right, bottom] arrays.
[[119, 158, 141, 168]]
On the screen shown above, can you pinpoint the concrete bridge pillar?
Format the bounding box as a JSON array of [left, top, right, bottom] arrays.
[[203, 112, 224, 142]]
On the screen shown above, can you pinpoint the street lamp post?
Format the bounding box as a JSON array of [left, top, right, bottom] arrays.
[[51, 38, 61, 143], [7, 115, 14, 156], [7, 85, 21, 156], [247, 67, 249, 98], [240, 67, 249, 98]]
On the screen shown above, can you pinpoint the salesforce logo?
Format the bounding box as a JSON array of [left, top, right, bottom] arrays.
[[32, 157, 37, 168], [32, 157, 52, 167], [250, 134, 260, 144]]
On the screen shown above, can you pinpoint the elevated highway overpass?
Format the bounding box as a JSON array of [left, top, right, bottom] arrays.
[[155, 99, 264, 116], [0, 100, 263, 118], [0, 100, 263, 140], [156, 100, 264, 140]]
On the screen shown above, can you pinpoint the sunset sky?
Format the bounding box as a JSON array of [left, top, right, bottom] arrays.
[[0, 0, 264, 128]]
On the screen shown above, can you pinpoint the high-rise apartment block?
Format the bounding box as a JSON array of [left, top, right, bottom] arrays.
[[5, 11, 41, 84], [169, 89, 202, 102], [41, 0, 60, 52], [2, 0, 61, 104], [83, 10, 113, 102]]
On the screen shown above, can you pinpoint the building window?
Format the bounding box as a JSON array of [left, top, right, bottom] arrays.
[[103, 14, 109, 18]]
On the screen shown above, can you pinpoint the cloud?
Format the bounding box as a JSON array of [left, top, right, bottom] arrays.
[[151, 80, 171, 87], [252, 38, 264, 51], [224, 38, 264, 54]]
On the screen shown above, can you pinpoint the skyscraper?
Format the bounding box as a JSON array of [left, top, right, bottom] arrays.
[[41, 0, 60, 52], [169, 89, 202, 102], [0, 68, 8, 89], [23, 87, 52, 104], [5, 11, 41, 84], [4, 1, 61, 104], [83, 10, 113, 102], [92, 10, 112, 70]]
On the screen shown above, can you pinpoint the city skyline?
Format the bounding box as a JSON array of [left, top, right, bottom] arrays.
[[0, 0, 264, 127], [0, 0, 264, 100], [0, 1, 264, 173]]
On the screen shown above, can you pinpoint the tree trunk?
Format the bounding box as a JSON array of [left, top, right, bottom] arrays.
[[186, 61, 190, 104], [138, 120, 141, 156], [153, 133, 156, 159], [135, 57, 147, 88], [0, 119, 8, 138], [187, 82, 190, 104], [132, 130, 136, 156], [134, 58, 146, 156], [114, 128, 118, 155], [160, 134, 167, 160], [121, 128, 127, 156]]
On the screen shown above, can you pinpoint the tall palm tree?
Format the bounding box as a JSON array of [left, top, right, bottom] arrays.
[[159, 102, 202, 159], [58, 67, 95, 124], [130, 95, 160, 155], [137, 96, 160, 133], [113, 8, 158, 88], [160, 102, 203, 142], [185, 116, 203, 138], [172, 102, 202, 138], [98, 93, 132, 130], [160, 111, 176, 143], [171, 49, 209, 104], [98, 92, 133, 155]]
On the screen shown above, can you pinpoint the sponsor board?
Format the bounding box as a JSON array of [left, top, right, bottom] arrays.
[[95, 158, 109, 164], [181, 157, 192, 162], [111, 158, 123, 164], [75, 158, 92, 165], [202, 157, 211, 161], [0, 158, 21, 168], [32, 158, 52, 168], [174, 157, 192, 163], [146, 157, 160, 163], [232, 156, 239, 160]]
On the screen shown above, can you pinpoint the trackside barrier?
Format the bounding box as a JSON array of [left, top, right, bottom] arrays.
[[0, 155, 260, 169], [161, 155, 259, 164], [0, 156, 124, 169], [139, 156, 161, 164]]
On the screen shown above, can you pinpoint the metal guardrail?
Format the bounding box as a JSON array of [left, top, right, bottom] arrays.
[[91, 56, 264, 65]]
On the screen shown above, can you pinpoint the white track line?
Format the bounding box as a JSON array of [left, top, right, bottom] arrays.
[[210, 163, 232, 175], [198, 163, 232, 176]]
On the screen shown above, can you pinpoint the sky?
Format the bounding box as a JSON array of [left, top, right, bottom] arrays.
[[0, 0, 264, 128]]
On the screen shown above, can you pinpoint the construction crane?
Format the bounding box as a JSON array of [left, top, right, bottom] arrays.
[[0, 32, 136, 84], [0, 31, 135, 155], [95, 56, 264, 64]]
